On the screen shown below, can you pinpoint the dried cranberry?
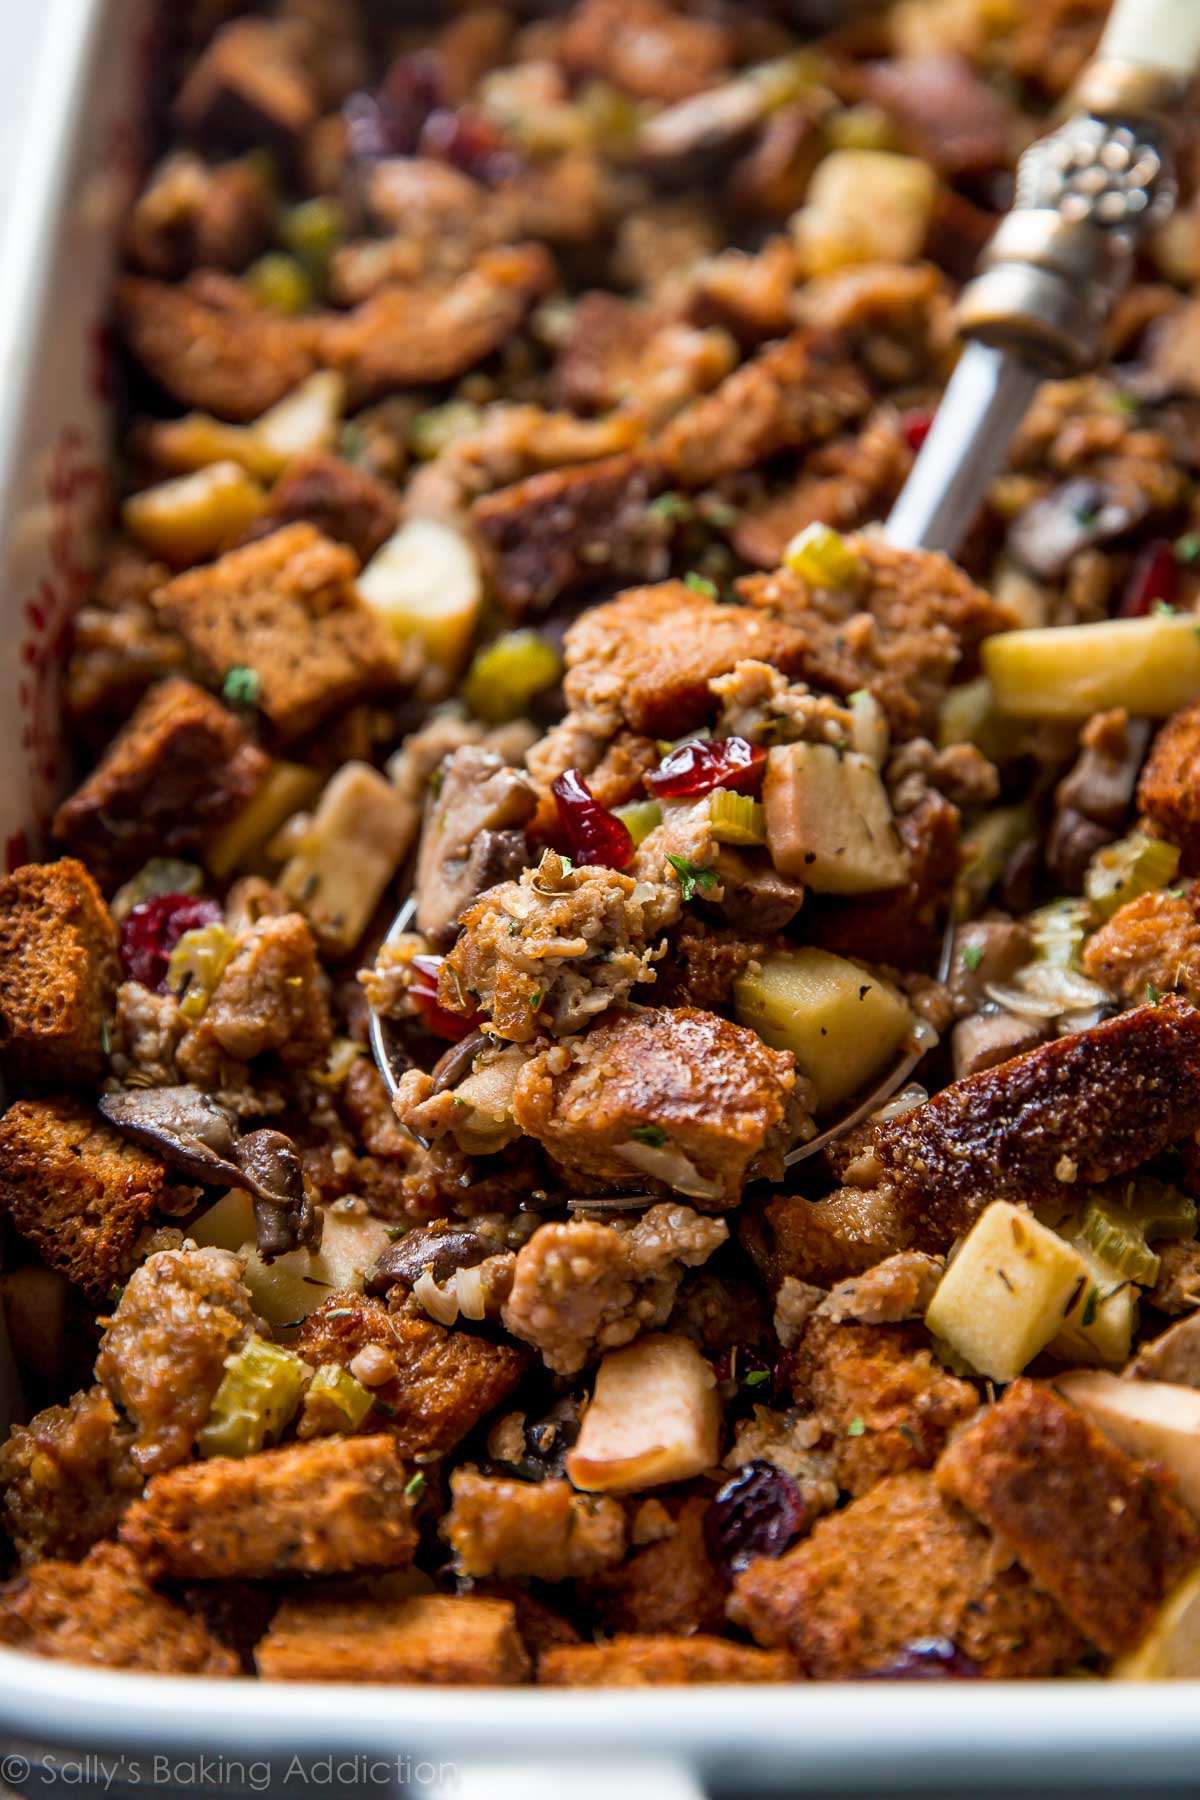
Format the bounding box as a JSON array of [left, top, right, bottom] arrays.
[[864, 1638, 982, 1681], [343, 52, 443, 162], [410, 953, 482, 1043], [1118, 539, 1179, 617], [419, 106, 525, 187], [646, 736, 767, 800], [704, 1460, 806, 1577], [119, 894, 222, 993], [552, 770, 635, 871], [901, 408, 933, 452]]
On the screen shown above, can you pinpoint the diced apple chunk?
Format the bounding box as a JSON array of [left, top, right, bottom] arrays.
[[1112, 1564, 1200, 1679], [734, 947, 912, 1113], [566, 1334, 719, 1494], [189, 1189, 394, 1330], [357, 518, 483, 671], [253, 371, 345, 472], [1046, 1242, 1137, 1370], [276, 760, 419, 957], [925, 1201, 1091, 1384], [984, 616, 1200, 721], [791, 150, 936, 272], [763, 742, 909, 893], [206, 760, 323, 880], [1055, 1370, 1200, 1517], [123, 461, 265, 566]]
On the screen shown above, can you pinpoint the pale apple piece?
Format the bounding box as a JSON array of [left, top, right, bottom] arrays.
[[763, 742, 909, 893], [190, 1188, 393, 1330], [734, 948, 913, 1113], [448, 1045, 526, 1155], [1055, 1369, 1200, 1516], [276, 760, 419, 957], [122, 461, 265, 566], [566, 1334, 720, 1494], [925, 1201, 1090, 1384], [791, 150, 936, 272], [1046, 1242, 1138, 1370], [984, 616, 1200, 722], [1112, 1564, 1200, 1679], [252, 370, 345, 474], [357, 518, 483, 671], [206, 760, 323, 880]]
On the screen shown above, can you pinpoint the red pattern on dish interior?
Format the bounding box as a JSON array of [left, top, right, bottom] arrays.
[[412, 952, 484, 1042], [552, 769, 635, 870], [120, 895, 222, 992], [647, 736, 767, 799]]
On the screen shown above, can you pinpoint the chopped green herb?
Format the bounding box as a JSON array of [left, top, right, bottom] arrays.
[[405, 1470, 428, 1501], [961, 944, 984, 973], [1073, 495, 1101, 527], [1081, 1287, 1099, 1329], [1176, 532, 1200, 566], [1154, 600, 1178, 617], [100, 1015, 112, 1055], [385, 1226, 406, 1241], [1147, 983, 1161, 1004], [222, 665, 261, 706], [647, 491, 692, 521], [529, 990, 545, 1010], [631, 1124, 668, 1147], [742, 1368, 770, 1388], [667, 854, 718, 902], [846, 1417, 866, 1438], [683, 571, 718, 599]]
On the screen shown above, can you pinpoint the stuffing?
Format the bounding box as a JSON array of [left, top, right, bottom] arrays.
[[539, 1635, 797, 1686], [442, 1469, 627, 1580], [0, 859, 120, 1087], [0, 1388, 141, 1565], [118, 274, 314, 421], [256, 1592, 530, 1684]]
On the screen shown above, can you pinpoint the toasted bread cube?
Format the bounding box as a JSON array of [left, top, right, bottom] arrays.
[[176, 911, 332, 1082], [256, 1592, 530, 1684], [0, 1387, 141, 1566], [53, 677, 269, 888], [118, 275, 314, 422], [0, 1542, 236, 1675], [174, 18, 318, 154], [442, 1470, 627, 1580], [0, 1098, 180, 1301], [936, 1379, 1200, 1655], [1139, 699, 1200, 871], [585, 1495, 728, 1636], [539, 1635, 797, 1686], [924, 1202, 1091, 1384], [0, 859, 119, 1085], [729, 1469, 1084, 1679], [295, 1292, 527, 1455], [120, 1434, 419, 1578], [153, 523, 406, 742], [246, 448, 400, 565]]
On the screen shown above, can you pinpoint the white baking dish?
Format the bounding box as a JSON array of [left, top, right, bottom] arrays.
[[5, 4, 1200, 1791]]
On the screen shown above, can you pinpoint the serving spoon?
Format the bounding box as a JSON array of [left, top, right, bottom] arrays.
[[367, 0, 1200, 1200]]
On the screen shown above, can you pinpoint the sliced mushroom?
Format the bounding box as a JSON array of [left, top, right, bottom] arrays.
[[98, 1086, 239, 1184], [365, 1225, 496, 1295], [428, 1028, 487, 1096], [235, 1128, 322, 1260], [1129, 1313, 1200, 1389], [948, 919, 1032, 1009], [714, 847, 805, 932], [1007, 477, 1148, 581], [951, 1005, 1047, 1080], [413, 745, 537, 948]]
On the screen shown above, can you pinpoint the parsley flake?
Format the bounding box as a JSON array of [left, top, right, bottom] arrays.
[[1080, 1287, 1099, 1329], [667, 854, 718, 902], [222, 664, 261, 706], [1177, 533, 1200, 566], [743, 1369, 770, 1388], [846, 1417, 866, 1438], [648, 491, 691, 522], [1154, 600, 1177, 617], [1147, 983, 1161, 1004], [962, 944, 984, 973], [404, 1471, 427, 1501], [683, 571, 718, 599], [631, 1124, 668, 1147], [529, 990, 545, 1010]]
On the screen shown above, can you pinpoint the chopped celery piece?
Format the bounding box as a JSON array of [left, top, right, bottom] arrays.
[[198, 1336, 309, 1458], [245, 252, 312, 316], [782, 522, 865, 591], [709, 789, 767, 846], [984, 616, 1200, 721], [460, 630, 563, 724], [825, 102, 897, 151], [111, 858, 203, 922], [1079, 1197, 1160, 1288], [306, 1362, 373, 1432], [166, 923, 234, 1021], [613, 799, 662, 846], [734, 948, 911, 1112], [1084, 830, 1180, 921], [1026, 898, 1092, 971], [954, 804, 1035, 918], [279, 197, 343, 295], [1115, 1178, 1197, 1243]]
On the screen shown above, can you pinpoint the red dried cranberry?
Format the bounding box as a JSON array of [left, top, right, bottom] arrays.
[[552, 770, 635, 871], [704, 1460, 806, 1577], [119, 895, 222, 993], [1118, 539, 1179, 617], [409, 953, 482, 1043], [901, 408, 933, 452], [864, 1638, 982, 1680], [344, 53, 443, 162], [418, 106, 525, 187], [647, 736, 767, 800]]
